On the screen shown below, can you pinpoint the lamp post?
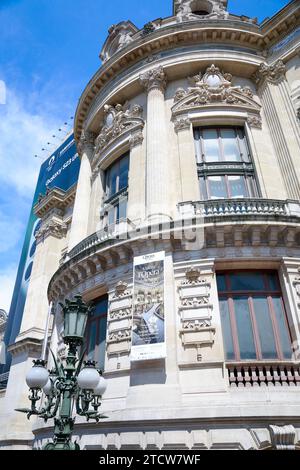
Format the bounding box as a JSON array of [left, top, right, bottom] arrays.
[[16, 295, 107, 450]]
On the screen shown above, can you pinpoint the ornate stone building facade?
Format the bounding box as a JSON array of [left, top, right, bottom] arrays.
[[1, 0, 300, 450]]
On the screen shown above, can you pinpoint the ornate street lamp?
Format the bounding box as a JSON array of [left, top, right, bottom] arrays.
[[16, 295, 107, 450]]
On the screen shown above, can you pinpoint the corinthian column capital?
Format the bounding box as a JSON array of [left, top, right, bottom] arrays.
[[77, 129, 96, 156], [139, 66, 167, 93], [254, 60, 286, 85]]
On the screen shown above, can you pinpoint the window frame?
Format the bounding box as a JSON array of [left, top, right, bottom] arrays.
[[217, 270, 292, 362], [194, 126, 260, 201], [103, 152, 130, 227]]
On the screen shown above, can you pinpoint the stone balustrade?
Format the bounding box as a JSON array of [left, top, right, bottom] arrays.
[[178, 198, 300, 219], [227, 362, 300, 387]]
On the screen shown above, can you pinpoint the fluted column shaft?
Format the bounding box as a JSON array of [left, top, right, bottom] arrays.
[[140, 67, 170, 222], [256, 61, 300, 200], [68, 131, 95, 250]]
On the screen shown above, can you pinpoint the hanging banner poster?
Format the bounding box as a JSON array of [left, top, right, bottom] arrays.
[[131, 251, 166, 362]]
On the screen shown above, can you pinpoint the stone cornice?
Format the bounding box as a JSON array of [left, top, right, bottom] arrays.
[[8, 337, 43, 357], [34, 185, 77, 219], [74, 2, 299, 142]]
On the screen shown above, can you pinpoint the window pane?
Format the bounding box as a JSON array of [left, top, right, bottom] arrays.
[[252, 296, 277, 359], [230, 272, 264, 291], [118, 197, 127, 221], [96, 316, 107, 370], [119, 155, 129, 191], [208, 176, 227, 199], [267, 272, 280, 291], [107, 164, 118, 198], [199, 177, 207, 200], [237, 129, 250, 162], [217, 274, 227, 292], [220, 129, 241, 162], [272, 296, 292, 359], [107, 205, 115, 226], [94, 297, 108, 317], [202, 129, 220, 162], [228, 175, 248, 198], [233, 296, 256, 359], [194, 128, 202, 163], [220, 299, 235, 360]]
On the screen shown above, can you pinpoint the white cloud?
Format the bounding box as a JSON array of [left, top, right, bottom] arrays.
[[0, 87, 59, 197], [0, 264, 17, 312], [0, 208, 24, 253], [0, 86, 64, 313]]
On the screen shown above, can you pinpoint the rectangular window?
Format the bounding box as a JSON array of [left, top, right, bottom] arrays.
[[104, 153, 129, 226], [194, 126, 258, 201], [217, 271, 292, 361], [85, 296, 108, 370]]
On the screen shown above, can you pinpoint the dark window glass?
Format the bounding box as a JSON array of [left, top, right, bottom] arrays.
[[85, 296, 108, 370], [217, 271, 292, 361], [106, 153, 129, 199], [219, 299, 235, 360], [105, 153, 129, 225], [252, 296, 277, 359], [234, 296, 256, 360], [229, 272, 264, 291]]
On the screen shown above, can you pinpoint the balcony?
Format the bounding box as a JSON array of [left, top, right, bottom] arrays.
[[227, 362, 300, 387], [178, 198, 300, 220]]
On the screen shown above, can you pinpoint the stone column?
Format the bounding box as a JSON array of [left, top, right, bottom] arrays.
[[68, 130, 95, 250], [174, 118, 199, 202], [255, 61, 300, 200], [127, 131, 146, 225], [140, 66, 170, 223]]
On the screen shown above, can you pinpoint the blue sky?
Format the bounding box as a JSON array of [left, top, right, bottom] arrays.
[[0, 0, 291, 311]]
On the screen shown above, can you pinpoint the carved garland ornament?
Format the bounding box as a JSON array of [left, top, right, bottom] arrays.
[[172, 64, 262, 127], [95, 103, 144, 155]]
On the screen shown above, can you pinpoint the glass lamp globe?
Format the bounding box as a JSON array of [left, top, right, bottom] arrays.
[[26, 361, 49, 389], [43, 378, 53, 396], [77, 363, 100, 390], [93, 375, 107, 397]]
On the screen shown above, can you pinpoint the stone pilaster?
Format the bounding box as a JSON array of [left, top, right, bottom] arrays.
[[255, 61, 300, 200], [280, 258, 300, 355], [68, 130, 95, 250], [127, 131, 146, 224], [174, 117, 199, 202], [88, 168, 105, 235], [140, 66, 170, 223]]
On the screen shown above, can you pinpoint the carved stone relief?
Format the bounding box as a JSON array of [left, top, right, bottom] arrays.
[[95, 103, 144, 156]]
